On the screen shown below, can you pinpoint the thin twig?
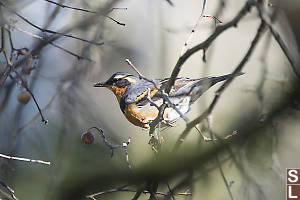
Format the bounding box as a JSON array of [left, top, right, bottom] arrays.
[[6, 57, 48, 124], [86, 185, 132, 199], [161, 92, 189, 123], [42, 0, 65, 29], [0, 181, 17, 200], [0, 26, 4, 51], [174, 19, 266, 149], [9, 25, 92, 61], [205, 121, 234, 200], [87, 127, 131, 168], [3, 0, 120, 73], [0, 0, 104, 46], [125, 59, 144, 78], [216, 155, 234, 200], [86, 185, 191, 200], [166, 183, 176, 200], [256, 4, 300, 79], [42, 0, 126, 26], [16, 84, 63, 134], [194, 124, 215, 141], [164, 0, 174, 6], [0, 153, 51, 165], [180, 0, 221, 56], [148, 0, 256, 139], [6, 28, 15, 58], [166, 1, 255, 95]]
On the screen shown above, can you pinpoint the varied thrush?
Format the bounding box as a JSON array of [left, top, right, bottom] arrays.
[[94, 72, 243, 129]]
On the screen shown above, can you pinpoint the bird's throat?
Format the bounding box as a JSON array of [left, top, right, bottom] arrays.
[[109, 86, 127, 102]]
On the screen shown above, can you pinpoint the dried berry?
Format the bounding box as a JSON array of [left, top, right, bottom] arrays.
[[17, 91, 31, 104], [81, 131, 95, 144]]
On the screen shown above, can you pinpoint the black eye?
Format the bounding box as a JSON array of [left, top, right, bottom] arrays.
[[111, 78, 120, 85], [115, 78, 129, 88]]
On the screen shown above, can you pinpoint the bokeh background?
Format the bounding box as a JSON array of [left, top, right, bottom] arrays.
[[0, 0, 300, 199]]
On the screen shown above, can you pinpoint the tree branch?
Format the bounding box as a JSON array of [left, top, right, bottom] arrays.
[[174, 19, 266, 149], [42, 0, 126, 26], [256, 4, 300, 79], [0, 0, 104, 46]]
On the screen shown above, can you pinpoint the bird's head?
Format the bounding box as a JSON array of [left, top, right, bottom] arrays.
[[94, 72, 138, 101]]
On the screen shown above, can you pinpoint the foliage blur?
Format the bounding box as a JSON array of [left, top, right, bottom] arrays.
[[0, 0, 300, 200]]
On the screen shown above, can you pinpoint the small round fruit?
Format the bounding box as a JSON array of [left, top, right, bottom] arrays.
[[17, 92, 31, 104], [81, 131, 95, 144]]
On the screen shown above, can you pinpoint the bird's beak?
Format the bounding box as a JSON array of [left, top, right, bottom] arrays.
[[93, 82, 108, 87]]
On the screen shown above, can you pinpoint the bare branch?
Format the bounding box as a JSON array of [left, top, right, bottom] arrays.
[[16, 84, 64, 134], [87, 127, 131, 168], [86, 185, 191, 200], [42, 0, 126, 26], [125, 58, 144, 78], [216, 156, 234, 200], [166, 1, 255, 94], [256, 5, 300, 79], [194, 124, 215, 141], [180, 0, 221, 56], [10, 63, 48, 124], [164, 0, 174, 6], [8, 25, 93, 61], [148, 0, 256, 138], [174, 19, 266, 149], [0, 181, 17, 200], [0, 153, 51, 165], [0, 0, 104, 46]]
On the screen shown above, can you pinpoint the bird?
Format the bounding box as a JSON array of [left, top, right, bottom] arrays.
[[94, 72, 243, 129]]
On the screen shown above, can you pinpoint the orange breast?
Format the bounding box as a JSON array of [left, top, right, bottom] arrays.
[[108, 86, 160, 128], [123, 104, 159, 128], [109, 86, 127, 102]]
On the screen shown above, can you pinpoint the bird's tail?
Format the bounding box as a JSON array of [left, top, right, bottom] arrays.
[[210, 72, 245, 85]]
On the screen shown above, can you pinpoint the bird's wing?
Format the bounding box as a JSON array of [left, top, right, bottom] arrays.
[[156, 77, 211, 97], [123, 74, 240, 109], [156, 73, 244, 101], [122, 80, 158, 105]]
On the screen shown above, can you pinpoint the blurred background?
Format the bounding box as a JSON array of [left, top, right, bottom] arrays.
[[0, 0, 300, 199]]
